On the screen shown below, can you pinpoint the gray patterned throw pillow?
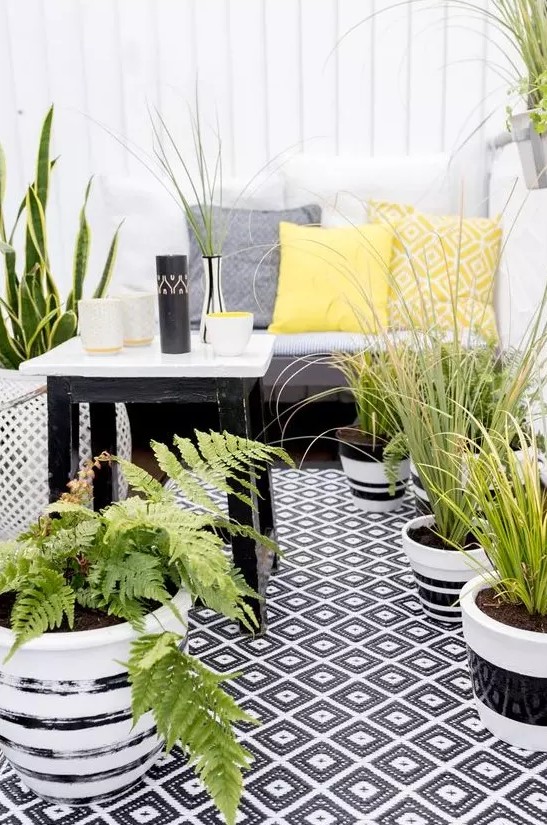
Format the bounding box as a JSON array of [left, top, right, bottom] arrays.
[[187, 204, 321, 328]]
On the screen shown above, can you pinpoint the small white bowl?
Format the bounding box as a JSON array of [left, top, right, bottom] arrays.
[[206, 312, 253, 357]]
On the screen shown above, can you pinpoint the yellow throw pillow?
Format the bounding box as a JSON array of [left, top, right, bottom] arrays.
[[370, 203, 500, 340], [368, 199, 415, 223], [269, 222, 394, 334]]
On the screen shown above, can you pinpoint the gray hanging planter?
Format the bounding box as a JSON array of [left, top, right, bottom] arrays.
[[511, 112, 547, 189]]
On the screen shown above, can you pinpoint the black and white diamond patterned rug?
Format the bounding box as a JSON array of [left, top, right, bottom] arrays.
[[1, 468, 547, 825]]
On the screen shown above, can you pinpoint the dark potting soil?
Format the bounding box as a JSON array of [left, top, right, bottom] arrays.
[[477, 587, 547, 633], [0, 591, 125, 633], [408, 523, 479, 552], [336, 427, 386, 447]]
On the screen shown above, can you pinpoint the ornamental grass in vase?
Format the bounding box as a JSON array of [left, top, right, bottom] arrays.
[[0, 430, 290, 824]]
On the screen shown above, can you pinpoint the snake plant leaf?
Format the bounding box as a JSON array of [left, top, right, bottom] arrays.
[[49, 310, 77, 349], [27, 307, 60, 357], [0, 308, 23, 368], [25, 185, 49, 275], [67, 178, 92, 314], [92, 219, 124, 299], [35, 105, 54, 210], [18, 272, 43, 352]]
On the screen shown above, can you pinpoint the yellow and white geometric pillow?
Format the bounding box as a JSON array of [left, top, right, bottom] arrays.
[[369, 202, 501, 340], [368, 199, 415, 224]]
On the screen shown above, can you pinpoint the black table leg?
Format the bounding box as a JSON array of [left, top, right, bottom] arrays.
[[89, 403, 118, 511], [216, 377, 264, 630], [47, 377, 78, 503], [248, 378, 276, 540]]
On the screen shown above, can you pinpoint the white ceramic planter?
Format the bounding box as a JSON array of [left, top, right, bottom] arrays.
[[0, 370, 132, 539], [338, 434, 409, 513], [462, 576, 547, 750], [0, 589, 191, 804], [402, 514, 490, 624], [409, 459, 431, 516]]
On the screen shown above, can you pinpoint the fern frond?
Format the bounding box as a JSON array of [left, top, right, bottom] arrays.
[[152, 441, 224, 514], [112, 457, 175, 504], [0, 555, 34, 595], [127, 633, 256, 825], [8, 569, 75, 659]]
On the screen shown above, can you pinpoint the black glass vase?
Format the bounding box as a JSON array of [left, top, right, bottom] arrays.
[[156, 255, 191, 354]]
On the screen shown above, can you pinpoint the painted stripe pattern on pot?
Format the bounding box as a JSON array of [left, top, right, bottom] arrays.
[[402, 515, 491, 625], [339, 437, 409, 514], [0, 592, 191, 805], [409, 460, 432, 516]]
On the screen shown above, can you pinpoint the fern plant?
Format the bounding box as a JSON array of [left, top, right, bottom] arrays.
[[0, 430, 292, 825], [0, 105, 122, 368]]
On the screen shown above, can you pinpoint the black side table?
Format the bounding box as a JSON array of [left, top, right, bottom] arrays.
[[21, 335, 277, 630]]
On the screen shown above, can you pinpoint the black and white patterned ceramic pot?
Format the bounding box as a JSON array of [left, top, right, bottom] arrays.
[[402, 515, 490, 624], [409, 459, 432, 516], [338, 433, 409, 514], [461, 576, 547, 750], [0, 589, 191, 805]]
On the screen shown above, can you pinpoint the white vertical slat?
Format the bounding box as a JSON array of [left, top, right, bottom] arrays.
[[0, 0, 24, 223], [79, 0, 128, 176], [263, 0, 302, 162], [372, 0, 412, 155], [42, 0, 93, 293], [227, 0, 269, 177], [337, 0, 375, 156], [3, 0, 64, 283], [192, 0, 234, 176], [407, 3, 446, 155], [116, 0, 160, 176], [299, 0, 338, 155], [444, 1, 490, 213]]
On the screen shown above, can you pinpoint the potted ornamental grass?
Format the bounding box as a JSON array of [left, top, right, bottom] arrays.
[[376, 326, 544, 623], [0, 430, 290, 823], [0, 106, 130, 539], [334, 351, 408, 513], [426, 417, 547, 750]]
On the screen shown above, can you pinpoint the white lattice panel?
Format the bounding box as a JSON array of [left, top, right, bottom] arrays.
[[0, 378, 132, 539]]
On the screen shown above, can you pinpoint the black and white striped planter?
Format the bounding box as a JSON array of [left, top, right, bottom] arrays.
[[0, 589, 191, 805], [462, 576, 547, 750], [409, 460, 432, 516], [402, 515, 490, 624], [338, 433, 409, 513]]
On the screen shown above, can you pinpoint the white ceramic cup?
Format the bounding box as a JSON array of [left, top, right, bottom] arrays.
[[118, 292, 156, 346], [78, 298, 123, 355], [206, 312, 253, 357]]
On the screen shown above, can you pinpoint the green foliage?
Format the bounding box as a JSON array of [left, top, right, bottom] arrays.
[[0, 106, 122, 368], [371, 335, 543, 547], [128, 633, 256, 825], [423, 417, 547, 617], [334, 351, 403, 443], [0, 429, 290, 824]]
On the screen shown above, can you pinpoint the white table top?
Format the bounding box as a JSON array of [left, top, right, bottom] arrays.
[[19, 334, 276, 379]]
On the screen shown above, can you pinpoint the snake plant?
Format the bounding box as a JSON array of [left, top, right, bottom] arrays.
[[0, 106, 122, 369]]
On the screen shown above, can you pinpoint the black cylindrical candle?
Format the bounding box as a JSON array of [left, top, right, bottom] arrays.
[[156, 255, 191, 354]]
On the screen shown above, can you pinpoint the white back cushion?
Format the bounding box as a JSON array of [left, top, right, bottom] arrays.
[[90, 173, 286, 295], [489, 142, 547, 349], [281, 153, 458, 226]]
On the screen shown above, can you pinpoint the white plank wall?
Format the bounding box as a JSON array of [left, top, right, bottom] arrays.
[[0, 0, 505, 284]]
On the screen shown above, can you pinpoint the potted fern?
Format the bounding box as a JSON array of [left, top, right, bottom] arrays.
[[0, 106, 129, 539], [334, 351, 409, 513], [0, 430, 289, 823], [426, 419, 547, 749]]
